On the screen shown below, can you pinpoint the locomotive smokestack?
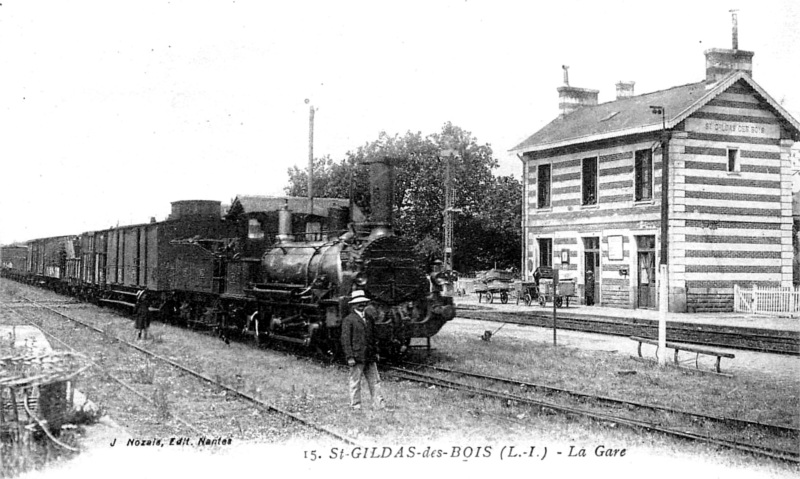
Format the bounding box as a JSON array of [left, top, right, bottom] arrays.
[[364, 157, 395, 237], [306, 99, 315, 216], [277, 200, 293, 243]]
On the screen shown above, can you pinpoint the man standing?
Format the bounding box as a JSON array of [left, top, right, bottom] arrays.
[[341, 290, 385, 410]]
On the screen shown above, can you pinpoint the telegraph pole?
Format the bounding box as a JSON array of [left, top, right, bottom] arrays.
[[305, 99, 315, 215], [444, 152, 454, 271], [650, 105, 669, 366], [439, 147, 461, 272]]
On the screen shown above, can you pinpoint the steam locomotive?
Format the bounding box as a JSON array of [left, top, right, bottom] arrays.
[[0, 158, 456, 358]]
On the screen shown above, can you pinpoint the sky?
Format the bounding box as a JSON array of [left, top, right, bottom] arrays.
[[1, 0, 798, 244]]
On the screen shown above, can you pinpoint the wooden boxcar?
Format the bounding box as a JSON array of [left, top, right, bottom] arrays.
[[95, 201, 234, 310], [26, 236, 80, 290]]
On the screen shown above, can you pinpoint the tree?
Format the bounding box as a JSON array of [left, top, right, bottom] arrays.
[[285, 155, 359, 199], [284, 122, 520, 273], [459, 175, 522, 271]]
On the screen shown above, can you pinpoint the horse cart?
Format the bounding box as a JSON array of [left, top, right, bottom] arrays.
[[515, 281, 539, 306], [537, 278, 576, 307], [474, 269, 514, 304]]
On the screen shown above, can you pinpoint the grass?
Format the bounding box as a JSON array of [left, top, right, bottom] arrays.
[[1, 282, 19, 298], [101, 321, 118, 344], [137, 318, 797, 463], [133, 358, 156, 384], [153, 383, 171, 420], [149, 330, 165, 344], [430, 321, 800, 429], [0, 431, 81, 479], [2, 280, 797, 477]]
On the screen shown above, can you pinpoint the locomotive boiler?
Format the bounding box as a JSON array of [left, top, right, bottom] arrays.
[[217, 157, 456, 357]]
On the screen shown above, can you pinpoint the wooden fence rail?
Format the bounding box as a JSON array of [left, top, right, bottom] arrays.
[[734, 284, 800, 316]]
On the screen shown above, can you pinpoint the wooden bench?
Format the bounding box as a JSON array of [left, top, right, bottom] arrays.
[[630, 336, 735, 375]]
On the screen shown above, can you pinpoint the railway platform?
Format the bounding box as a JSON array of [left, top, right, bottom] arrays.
[[456, 295, 800, 333], [451, 295, 800, 383]]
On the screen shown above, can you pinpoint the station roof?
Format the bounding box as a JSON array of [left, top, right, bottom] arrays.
[[511, 71, 800, 155]]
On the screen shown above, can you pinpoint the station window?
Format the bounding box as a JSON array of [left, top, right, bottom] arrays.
[[248, 218, 264, 240], [537, 164, 551, 208], [582, 157, 598, 205], [634, 149, 653, 201], [727, 148, 740, 173]]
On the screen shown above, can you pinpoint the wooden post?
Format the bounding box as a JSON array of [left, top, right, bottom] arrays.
[[658, 264, 667, 366], [553, 269, 559, 346], [752, 284, 758, 314]]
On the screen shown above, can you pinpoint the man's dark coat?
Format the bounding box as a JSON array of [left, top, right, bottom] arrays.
[[341, 308, 378, 363]]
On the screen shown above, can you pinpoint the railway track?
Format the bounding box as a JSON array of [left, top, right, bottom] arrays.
[[0, 299, 82, 307], [5, 281, 798, 465], [388, 361, 800, 463], [5, 295, 359, 446], [457, 307, 800, 356]]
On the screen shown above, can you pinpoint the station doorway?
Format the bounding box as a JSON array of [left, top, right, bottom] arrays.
[[583, 237, 599, 305], [636, 235, 656, 309]]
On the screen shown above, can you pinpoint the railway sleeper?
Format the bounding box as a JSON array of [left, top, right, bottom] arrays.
[[630, 336, 735, 376]]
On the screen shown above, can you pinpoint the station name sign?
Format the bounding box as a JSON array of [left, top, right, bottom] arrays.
[[703, 121, 767, 136]]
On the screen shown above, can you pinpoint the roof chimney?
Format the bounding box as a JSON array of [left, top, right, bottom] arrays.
[[557, 66, 599, 116], [704, 10, 754, 83], [615, 81, 635, 99]]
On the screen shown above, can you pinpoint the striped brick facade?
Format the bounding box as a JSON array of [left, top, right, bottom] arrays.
[[672, 81, 793, 311], [521, 78, 797, 312], [523, 133, 663, 309]]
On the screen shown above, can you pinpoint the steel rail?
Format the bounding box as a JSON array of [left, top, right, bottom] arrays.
[[15, 295, 360, 446], [457, 310, 799, 356], [387, 366, 799, 463], [401, 361, 799, 437]]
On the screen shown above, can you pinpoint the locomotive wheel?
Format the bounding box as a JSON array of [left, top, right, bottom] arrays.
[[500, 292, 509, 304], [538, 296, 546, 307], [523, 293, 533, 306]]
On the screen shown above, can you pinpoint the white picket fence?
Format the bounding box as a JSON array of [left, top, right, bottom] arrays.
[[734, 284, 800, 315]]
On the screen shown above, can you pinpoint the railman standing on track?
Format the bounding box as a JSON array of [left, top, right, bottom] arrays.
[[341, 290, 385, 410]]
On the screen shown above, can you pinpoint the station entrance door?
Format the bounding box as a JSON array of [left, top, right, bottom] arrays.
[[636, 235, 656, 309], [583, 237, 599, 306]]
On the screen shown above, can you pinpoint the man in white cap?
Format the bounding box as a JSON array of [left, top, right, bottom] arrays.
[[341, 290, 385, 410]]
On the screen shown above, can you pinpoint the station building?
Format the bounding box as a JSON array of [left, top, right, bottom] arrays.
[[511, 37, 800, 312]]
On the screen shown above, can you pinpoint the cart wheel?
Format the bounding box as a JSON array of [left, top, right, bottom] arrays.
[[500, 292, 509, 304], [538, 296, 546, 307], [487, 292, 494, 304], [524, 293, 532, 306], [556, 297, 564, 308]]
